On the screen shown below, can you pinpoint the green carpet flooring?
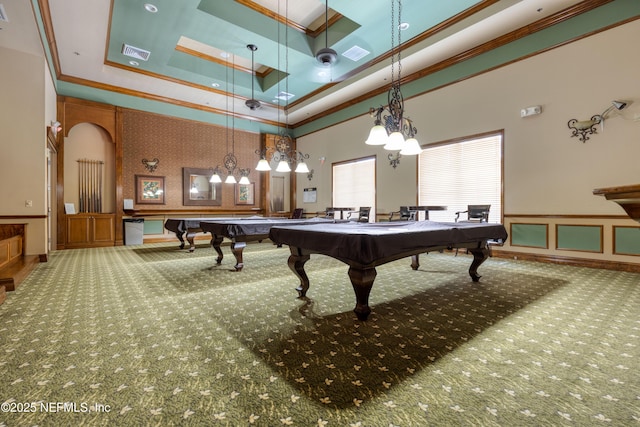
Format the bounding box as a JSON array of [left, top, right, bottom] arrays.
[[1, 242, 639, 426]]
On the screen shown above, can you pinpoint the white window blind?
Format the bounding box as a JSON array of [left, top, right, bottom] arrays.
[[418, 133, 502, 223], [333, 157, 376, 222]]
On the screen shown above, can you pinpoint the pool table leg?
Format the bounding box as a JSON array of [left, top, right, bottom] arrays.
[[410, 254, 420, 270], [467, 245, 489, 282], [175, 232, 186, 249], [230, 241, 246, 271], [186, 230, 197, 252], [211, 235, 224, 264], [287, 249, 311, 297], [348, 267, 377, 321]]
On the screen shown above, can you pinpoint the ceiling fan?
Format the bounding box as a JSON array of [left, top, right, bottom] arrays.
[[245, 44, 261, 110], [315, 0, 337, 66]]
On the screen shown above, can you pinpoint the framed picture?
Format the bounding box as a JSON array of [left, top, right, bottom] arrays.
[[235, 182, 255, 205], [135, 175, 165, 204], [183, 167, 222, 206]]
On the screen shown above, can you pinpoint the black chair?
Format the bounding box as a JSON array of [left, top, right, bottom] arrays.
[[317, 207, 335, 219], [291, 208, 304, 219], [389, 206, 416, 221], [455, 204, 491, 223], [348, 207, 371, 222], [454, 204, 491, 255]]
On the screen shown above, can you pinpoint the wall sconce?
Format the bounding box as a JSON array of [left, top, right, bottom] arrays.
[[307, 169, 314, 181], [141, 158, 159, 173], [388, 152, 401, 169], [51, 121, 62, 137], [568, 100, 628, 142]]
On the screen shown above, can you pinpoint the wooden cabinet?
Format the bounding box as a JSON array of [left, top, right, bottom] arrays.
[[66, 213, 115, 248]]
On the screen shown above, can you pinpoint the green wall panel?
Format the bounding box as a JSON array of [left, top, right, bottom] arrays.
[[144, 219, 165, 235], [614, 226, 640, 256], [511, 223, 547, 248], [557, 225, 602, 252]]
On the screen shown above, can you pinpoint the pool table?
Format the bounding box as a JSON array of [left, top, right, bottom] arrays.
[[199, 217, 340, 271], [164, 216, 261, 251], [269, 220, 508, 320]]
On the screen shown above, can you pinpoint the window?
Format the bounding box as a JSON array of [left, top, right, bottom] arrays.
[[418, 132, 502, 223], [333, 157, 376, 222]]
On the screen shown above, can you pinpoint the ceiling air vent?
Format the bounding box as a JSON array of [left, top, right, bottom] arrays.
[[0, 4, 9, 22], [121, 43, 151, 61], [276, 91, 294, 101], [342, 45, 370, 62]]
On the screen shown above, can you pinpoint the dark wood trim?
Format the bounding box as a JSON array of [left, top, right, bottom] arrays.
[[36, 0, 61, 78], [56, 96, 65, 250], [58, 72, 281, 127], [493, 249, 640, 273], [175, 45, 268, 77], [505, 214, 630, 219], [115, 106, 124, 246], [0, 216, 48, 220], [235, 0, 309, 34], [124, 208, 266, 217], [46, 126, 58, 153]]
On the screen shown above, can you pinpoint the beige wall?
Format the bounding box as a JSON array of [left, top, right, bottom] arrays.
[[0, 46, 50, 256], [297, 21, 640, 215], [296, 21, 640, 265]]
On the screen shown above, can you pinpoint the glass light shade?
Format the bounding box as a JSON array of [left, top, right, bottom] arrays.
[[255, 158, 271, 171], [224, 174, 237, 184], [276, 160, 291, 172], [209, 173, 222, 183], [190, 186, 198, 193], [238, 176, 250, 185], [399, 137, 422, 155], [294, 161, 310, 174], [365, 125, 389, 145], [384, 131, 405, 151]]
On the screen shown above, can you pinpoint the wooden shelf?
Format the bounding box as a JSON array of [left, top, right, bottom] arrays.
[[593, 184, 640, 223]]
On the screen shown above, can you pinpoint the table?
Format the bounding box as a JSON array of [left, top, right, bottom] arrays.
[[326, 207, 354, 219], [408, 205, 447, 220], [164, 216, 261, 252], [593, 184, 640, 223], [269, 220, 508, 320], [199, 217, 339, 271]]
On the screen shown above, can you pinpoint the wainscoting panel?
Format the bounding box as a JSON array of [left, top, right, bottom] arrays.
[[510, 223, 548, 248], [498, 216, 640, 272], [143, 219, 165, 235], [556, 225, 602, 253], [613, 226, 640, 256]]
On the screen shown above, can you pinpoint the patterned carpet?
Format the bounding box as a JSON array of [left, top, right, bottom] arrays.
[[1, 241, 639, 426]]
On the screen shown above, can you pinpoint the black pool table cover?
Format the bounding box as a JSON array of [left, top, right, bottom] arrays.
[[269, 220, 508, 267]]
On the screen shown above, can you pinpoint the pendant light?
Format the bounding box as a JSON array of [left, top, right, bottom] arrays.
[[245, 44, 261, 110], [366, 0, 422, 158], [254, 0, 310, 174]]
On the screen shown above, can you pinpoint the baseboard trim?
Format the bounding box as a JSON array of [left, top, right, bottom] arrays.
[[493, 250, 640, 273]]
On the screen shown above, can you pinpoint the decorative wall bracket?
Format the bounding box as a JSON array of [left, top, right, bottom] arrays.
[[142, 158, 160, 172], [388, 152, 401, 168], [567, 100, 629, 143], [567, 116, 602, 143]]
